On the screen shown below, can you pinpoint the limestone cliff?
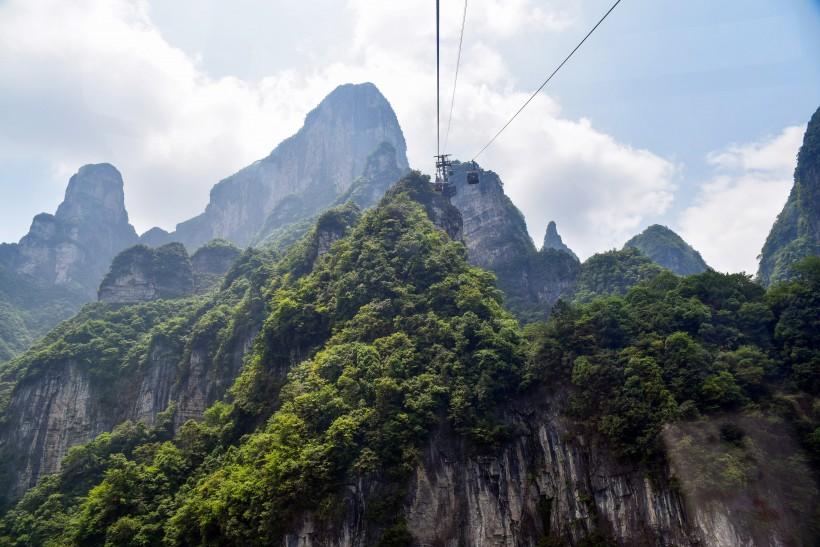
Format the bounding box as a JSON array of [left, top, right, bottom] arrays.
[[448, 162, 578, 321], [542, 220, 579, 261], [758, 106, 820, 285], [624, 224, 709, 276], [283, 392, 814, 546], [0, 164, 138, 362], [1, 164, 138, 294], [98, 243, 194, 304], [164, 83, 409, 250]]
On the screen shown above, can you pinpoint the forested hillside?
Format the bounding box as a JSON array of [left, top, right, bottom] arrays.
[[0, 172, 818, 545]]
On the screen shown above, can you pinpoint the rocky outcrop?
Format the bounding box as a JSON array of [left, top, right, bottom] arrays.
[[447, 163, 578, 321], [1, 164, 138, 295], [624, 224, 709, 276], [758, 106, 820, 285], [98, 243, 194, 303], [191, 239, 241, 293], [167, 83, 409, 250], [542, 220, 579, 261], [0, 164, 139, 363]]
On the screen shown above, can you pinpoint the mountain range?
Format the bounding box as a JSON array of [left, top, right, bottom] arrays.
[[0, 85, 817, 546]]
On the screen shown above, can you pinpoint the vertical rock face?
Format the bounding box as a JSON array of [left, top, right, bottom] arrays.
[[758, 106, 820, 285], [624, 224, 709, 276], [98, 243, 194, 304], [284, 394, 805, 547], [167, 82, 409, 250], [542, 220, 579, 261], [5, 163, 138, 295], [447, 163, 579, 320]]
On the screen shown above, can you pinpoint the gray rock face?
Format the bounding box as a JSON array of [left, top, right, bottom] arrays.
[[98, 243, 194, 303], [0, 317, 260, 501], [4, 164, 138, 295], [283, 393, 804, 546], [139, 227, 172, 247], [169, 83, 409, 250], [624, 224, 709, 276], [448, 163, 579, 321], [542, 220, 579, 261]]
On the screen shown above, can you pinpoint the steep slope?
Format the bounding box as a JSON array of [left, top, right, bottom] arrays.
[[624, 224, 709, 275], [149, 82, 408, 250], [448, 162, 579, 321], [2, 174, 818, 546], [758, 106, 820, 285], [0, 164, 138, 362], [0, 200, 365, 506], [256, 141, 406, 251]]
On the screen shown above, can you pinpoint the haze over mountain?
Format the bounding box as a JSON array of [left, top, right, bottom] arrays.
[[144, 83, 408, 250], [0, 165, 138, 361]]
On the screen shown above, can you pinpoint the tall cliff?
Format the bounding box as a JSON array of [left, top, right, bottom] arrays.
[[448, 162, 579, 321], [0, 164, 138, 362], [758, 106, 820, 285], [150, 82, 409, 250], [624, 224, 709, 276]]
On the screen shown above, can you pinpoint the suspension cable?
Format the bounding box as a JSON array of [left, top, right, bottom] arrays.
[[472, 0, 624, 161], [436, 0, 441, 158], [443, 0, 468, 153]]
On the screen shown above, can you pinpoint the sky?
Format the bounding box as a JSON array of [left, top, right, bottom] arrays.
[[0, 0, 818, 273]]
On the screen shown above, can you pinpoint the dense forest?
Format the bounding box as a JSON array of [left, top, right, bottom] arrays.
[[0, 173, 817, 545]]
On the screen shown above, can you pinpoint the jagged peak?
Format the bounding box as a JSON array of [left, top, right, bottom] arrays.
[[542, 220, 579, 261]]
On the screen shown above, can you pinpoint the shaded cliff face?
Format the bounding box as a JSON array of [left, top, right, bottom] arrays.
[[98, 243, 194, 304], [624, 224, 709, 276], [165, 82, 409, 249], [0, 164, 139, 363], [448, 163, 578, 321], [284, 394, 814, 547], [255, 141, 407, 249], [758, 106, 820, 285], [3, 164, 138, 294]]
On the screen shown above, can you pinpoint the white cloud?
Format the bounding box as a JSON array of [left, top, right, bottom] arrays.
[[0, 0, 676, 258], [677, 126, 804, 274]]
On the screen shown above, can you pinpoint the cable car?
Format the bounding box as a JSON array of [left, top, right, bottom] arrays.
[[466, 161, 480, 185]]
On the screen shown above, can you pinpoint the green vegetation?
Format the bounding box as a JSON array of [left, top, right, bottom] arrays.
[[623, 224, 709, 275], [0, 266, 88, 365], [757, 106, 820, 285], [100, 243, 194, 299], [0, 172, 819, 545], [572, 247, 666, 304]]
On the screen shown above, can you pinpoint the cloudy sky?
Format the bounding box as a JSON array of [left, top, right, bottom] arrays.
[[0, 0, 818, 273]]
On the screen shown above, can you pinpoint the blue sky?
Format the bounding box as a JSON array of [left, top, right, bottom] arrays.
[[0, 0, 818, 272]]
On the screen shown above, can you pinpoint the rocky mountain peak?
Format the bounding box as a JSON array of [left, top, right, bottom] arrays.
[[55, 163, 129, 226], [169, 82, 409, 250], [542, 220, 579, 261]]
